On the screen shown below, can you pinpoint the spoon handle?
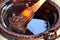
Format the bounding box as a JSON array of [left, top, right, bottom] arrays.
[[30, 0, 46, 13], [20, 0, 46, 23]]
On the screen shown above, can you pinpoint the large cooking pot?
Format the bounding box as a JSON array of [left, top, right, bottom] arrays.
[[0, 0, 60, 40]]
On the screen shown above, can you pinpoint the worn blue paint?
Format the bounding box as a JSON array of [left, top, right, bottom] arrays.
[[27, 19, 47, 35]]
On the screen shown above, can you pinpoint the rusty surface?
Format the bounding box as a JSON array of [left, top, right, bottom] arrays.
[[0, 0, 3, 2]]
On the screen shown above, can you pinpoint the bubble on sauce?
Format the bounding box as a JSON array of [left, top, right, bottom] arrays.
[[27, 19, 48, 35]]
